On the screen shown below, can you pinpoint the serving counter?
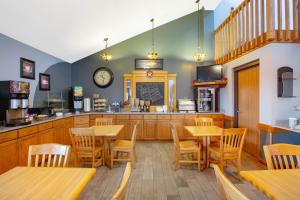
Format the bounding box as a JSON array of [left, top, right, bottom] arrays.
[[0, 112, 226, 174]]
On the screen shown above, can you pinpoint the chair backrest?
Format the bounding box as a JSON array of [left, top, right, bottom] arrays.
[[221, 128, 247, 155], [195, 117, 214, 126], [131, 122, 139, 145], [28, 144, 70, 167], [263, 144, 300, 170], [95, 118, 113, 126], [112, 162, 132, 200], [213, 165, 249, 200], [69, 128, 95, 152], [170, 122, 179, 148]]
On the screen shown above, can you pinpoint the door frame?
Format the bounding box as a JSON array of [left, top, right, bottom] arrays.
[[233, 59, 259, 127]]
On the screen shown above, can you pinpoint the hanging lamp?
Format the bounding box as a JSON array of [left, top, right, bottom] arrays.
[[147, 18, 159, 60], [193, 0, 205, 62], [101, 38, 112, 61]]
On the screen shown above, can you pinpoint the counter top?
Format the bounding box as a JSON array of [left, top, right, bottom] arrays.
[[0, 111, 223, 133], [273, 120, 300, 134]]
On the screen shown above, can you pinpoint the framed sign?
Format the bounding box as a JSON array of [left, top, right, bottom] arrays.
[[135, 59, 163, 70], [20, 57, 35, 79], [39, 73, 50, 91]]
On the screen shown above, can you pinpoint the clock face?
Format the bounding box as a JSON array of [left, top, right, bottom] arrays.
[[93, 67, 114, 88]]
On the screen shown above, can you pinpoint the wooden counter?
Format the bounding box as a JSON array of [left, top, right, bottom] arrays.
[[0, 112, 225, 174]]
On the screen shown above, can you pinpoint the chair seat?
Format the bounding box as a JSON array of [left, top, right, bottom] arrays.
[[179, 142, 200, 151], [208, 144, 239, 159], [179, 140, 197, 146], [113, 140, 133, 150]]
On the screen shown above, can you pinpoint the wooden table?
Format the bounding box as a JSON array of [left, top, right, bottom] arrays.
[[0, 167, 96, 200], [240, 169, 300, 200], [92, 125, 124, 167], [184, 126, 223, 169]]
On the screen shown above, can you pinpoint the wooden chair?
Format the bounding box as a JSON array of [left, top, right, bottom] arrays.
[[170, 122, 201, 171], [195, 117, 214, 126], [208, 128, 246, 173], [111, 122, 138, 168], [263, 143, 300, 170], [28, 144, 70, 167], [213, 165, 249, 200], [111, 162, 132, 200], [95, 118, 113, 126], [70, 128, 104, 168]]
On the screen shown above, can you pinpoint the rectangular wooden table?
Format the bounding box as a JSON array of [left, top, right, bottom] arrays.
[[91, 125, 124, 168], [240, 169, 300, 200], [184, 126, 223, 169], [0, 167, 96, 200]]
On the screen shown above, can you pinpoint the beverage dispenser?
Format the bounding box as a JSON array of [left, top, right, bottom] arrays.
[[0, 81, 31, 126], [69, 86, 83, 112]]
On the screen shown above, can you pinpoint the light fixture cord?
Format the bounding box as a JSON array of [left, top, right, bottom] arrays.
[[151, 19, 155, 52], [197, 1, 200, 51]]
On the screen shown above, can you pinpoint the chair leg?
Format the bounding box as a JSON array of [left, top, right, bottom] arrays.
[[111, 150, 114, 169], [175, 152, 180, 170], [102, 148, 105, 166], [220, 159, 224, 172], [131, 150, 136, 169], [236, 158, 241, 174], [207, 150, 211, 168], [197, 150, 201, 171], [133, 147, 137, 163]]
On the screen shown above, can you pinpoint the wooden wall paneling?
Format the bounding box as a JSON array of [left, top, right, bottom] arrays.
[[0, 140, 18, 174]]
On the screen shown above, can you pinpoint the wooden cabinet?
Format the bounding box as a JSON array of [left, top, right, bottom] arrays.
[[74, 115, 89, 128], [18, 134, 39, 166], [157, 120, 171, 140], [38, 129, 54, 144], [115, 119, 131, 139], [130, 119, 143, 139], [143, 120, 157, 139], [64, 117, 74, 145], [0, 140, 18, 174], [53, 119, 65, 144]]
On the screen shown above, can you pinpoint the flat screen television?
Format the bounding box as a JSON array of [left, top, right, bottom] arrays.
[[196, 65, 223, 82]]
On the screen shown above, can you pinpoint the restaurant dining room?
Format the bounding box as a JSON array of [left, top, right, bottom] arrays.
[[1, 0, 300, 199]]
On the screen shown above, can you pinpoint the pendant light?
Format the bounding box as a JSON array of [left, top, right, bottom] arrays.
[[148, 18, 159, 60], [193, 0, 205, 62], [101, 38, 112, 61]]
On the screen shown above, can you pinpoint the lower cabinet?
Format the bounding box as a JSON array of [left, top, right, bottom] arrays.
[[115, 119, 131, 140], [170, 120, 184, 139], [130, 119, 143, 140], [157, 120, 171, 140], [18, 134, 39, 166], [143, 120, 157, 139], [38, 129, 54, 144], [64, 118, 74, 145], [0, 140, 18, 174]]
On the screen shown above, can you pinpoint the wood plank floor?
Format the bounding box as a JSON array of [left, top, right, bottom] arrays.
[[79, 142, 269, 200]]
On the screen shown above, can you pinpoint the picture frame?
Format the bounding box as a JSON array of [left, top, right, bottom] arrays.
[[20, 57, 35, 79], [135, 59, 163, 70], [39, 73, 50, 91]]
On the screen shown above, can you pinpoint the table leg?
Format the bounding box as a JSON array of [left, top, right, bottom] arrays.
[[200, 136, 208, 171], [206, 136, 211, 168]]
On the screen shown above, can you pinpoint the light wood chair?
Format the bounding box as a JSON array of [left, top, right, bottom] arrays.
[[208, 128, 247, 173], [70, 128, 104, 168], [170, 122, 201, 171], [28, 144, 70, 167], [111, 162, 132, 200], [111, 122, 138, 168], [263, 143, 300, 170], [213, 165, 249, 200], [195, 117, 214, 126], [95, 118, 113, 126]]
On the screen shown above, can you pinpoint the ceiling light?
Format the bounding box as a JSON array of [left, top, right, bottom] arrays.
[[148, 18, 159, 60], [101, 38, 112, 61], [194, 0, 205, 62]]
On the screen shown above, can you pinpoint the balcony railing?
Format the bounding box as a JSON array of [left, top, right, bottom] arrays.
[[215, 0, 300, 64]]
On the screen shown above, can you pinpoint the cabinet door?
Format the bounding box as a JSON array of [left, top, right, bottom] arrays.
[[213, 120, 224, 128], [130, 120, 143, 140], [18, 134, 39, 166], [184, 119, 196, 139], [157, 120, 171, 140], [115, 120, 130, 140], [64, 118, 74, 145], [53, 126, 65, 144], [170, 120, 184, 139], [143, 120, 157, 139], [0, 140, 18, 174], [39, 129, 54, 144]]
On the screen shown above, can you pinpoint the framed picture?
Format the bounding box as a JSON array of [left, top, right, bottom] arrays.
[[20, 58, 35, 79], [135, 59, 163, 70], [39, 73, 50, 91]]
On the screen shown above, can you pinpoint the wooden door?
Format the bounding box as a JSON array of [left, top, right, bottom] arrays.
[[143, 120, 157, 139], [157, 120, 171, 140], [0, 140, 18, 174], [18, 134, 39, 166], [236, 65, 259, 157]]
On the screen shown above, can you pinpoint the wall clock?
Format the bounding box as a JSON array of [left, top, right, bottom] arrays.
[[93, 67, 114, 88]]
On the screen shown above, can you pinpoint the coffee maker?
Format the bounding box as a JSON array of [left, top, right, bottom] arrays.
[[69, 86, 83, 112], [0, 81, 31, 126]]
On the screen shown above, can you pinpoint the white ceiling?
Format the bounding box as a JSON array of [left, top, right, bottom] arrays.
[[0, 0, 221, 63]]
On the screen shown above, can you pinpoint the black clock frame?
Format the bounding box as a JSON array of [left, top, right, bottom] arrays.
[[93, 67, 114, 88]]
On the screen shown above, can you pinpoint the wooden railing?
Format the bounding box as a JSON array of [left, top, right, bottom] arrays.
[[215, 0, 300, 64]]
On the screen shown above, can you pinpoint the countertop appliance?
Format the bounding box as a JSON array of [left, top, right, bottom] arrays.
[[177, 99, 196, 113], [69, 86, 83, 112], [0, 81, 31, 126]]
